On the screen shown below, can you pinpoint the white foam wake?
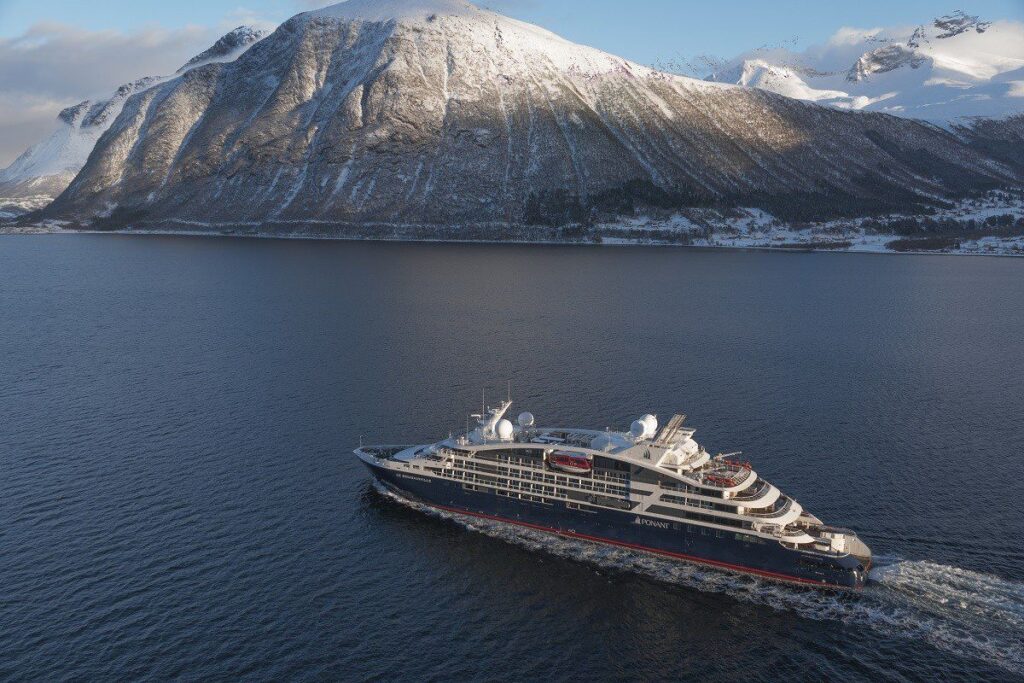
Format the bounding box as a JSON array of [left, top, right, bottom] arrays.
[[373, 483, 1024, 672]]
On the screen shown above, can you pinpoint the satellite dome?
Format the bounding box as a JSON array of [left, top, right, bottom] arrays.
[[517, 412, 535, 427], [630, 420, 647, 438], [496, 418, 514, 440], [641, 414, 658, 437]]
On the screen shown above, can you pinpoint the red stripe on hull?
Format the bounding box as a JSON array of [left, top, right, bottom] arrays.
[[428, 502, 858, 589]]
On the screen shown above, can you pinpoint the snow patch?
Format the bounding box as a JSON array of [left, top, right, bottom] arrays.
[[703, 14, 1024, 124]]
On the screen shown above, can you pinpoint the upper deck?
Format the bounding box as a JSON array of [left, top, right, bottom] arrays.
[[430, 407, 758, 497]]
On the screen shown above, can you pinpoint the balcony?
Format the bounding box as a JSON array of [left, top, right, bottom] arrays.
[[733, 479, 769, 501], [746, 497, 793, 519]]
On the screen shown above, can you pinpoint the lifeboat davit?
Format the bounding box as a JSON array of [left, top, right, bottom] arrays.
[[548, 452, 592, 474]]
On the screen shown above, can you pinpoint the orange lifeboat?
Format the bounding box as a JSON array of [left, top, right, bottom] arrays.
[[548, 452, 592, 474]]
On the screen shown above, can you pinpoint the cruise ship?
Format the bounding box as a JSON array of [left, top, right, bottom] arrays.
[[356, 400, 872, 589]]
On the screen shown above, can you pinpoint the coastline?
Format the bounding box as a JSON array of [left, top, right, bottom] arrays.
[[4, 194, 1024, 256], [3, 222, 1024, 257]]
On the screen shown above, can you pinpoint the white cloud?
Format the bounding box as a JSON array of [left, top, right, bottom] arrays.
[[291, 0, 540, 12], [217, 8, 281, 34], [827, 26, 884, 46], [289, 0, 343, 10]]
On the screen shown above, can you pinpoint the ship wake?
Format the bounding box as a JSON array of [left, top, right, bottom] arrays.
[[373, 482, 1024, 673]]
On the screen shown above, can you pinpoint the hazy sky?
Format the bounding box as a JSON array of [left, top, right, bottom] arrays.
[[1, 0, 1023, 166], [4, 1, 1023, 61]]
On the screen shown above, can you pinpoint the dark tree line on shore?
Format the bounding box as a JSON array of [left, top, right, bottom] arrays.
[[863, 213, 1024, 237], [519, 177, 1022, 230]]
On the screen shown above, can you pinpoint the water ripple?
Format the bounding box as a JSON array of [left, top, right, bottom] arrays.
[[373, 483, 1024, 675]]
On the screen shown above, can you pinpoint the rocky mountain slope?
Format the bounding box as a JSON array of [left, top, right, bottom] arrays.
[[0, 27, 267, 211], [178, 26, 268, 72], [42, 0, 1023, 232], [703, 12, 1024, 124]]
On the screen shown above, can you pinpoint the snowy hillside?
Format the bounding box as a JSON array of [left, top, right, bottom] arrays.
[[178, 26, 268, 72], [0, 77, 159, 202], [704, 11, 1024, 124], [39, 0, 1023, 232], [0, 27, 268, 211]]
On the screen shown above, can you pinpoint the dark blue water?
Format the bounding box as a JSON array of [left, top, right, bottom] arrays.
[[1, 235, 1022, 682]]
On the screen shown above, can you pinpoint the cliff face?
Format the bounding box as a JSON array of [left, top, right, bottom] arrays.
[[45, 0, 1020, 229]]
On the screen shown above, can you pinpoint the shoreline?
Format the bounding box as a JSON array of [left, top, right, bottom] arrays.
[[3, 224, 1023, 257]]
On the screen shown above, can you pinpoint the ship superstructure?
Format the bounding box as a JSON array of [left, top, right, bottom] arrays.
[[356, 400, 872, 588]]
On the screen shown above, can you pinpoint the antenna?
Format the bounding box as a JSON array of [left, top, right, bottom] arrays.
[[507, 379, 511, 403], [482, 388, 486, 418]]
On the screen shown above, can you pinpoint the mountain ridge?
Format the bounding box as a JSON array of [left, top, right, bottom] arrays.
[[702, 11, 1024, 124], [37, 1, 1024, 231], [0, 26, 268, 209]]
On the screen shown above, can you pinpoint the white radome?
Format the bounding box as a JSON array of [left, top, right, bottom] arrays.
[[517, 412, 535, 427], [640, 414, 658, 437], [496, 418, 514, 440], [630, 420, 647, 439]]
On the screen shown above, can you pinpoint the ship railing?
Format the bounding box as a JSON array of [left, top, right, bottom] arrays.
[[438, 467, 637, 511], [746, 497, 793, 518], [445, 449, 632, 484], [592, 471, 628, 483], [733, 479, 769, 500], [358, 445, 410, 459], [697, 466, 753, 488], [760, 525, 811, 542], [439, 457, 632, 500]]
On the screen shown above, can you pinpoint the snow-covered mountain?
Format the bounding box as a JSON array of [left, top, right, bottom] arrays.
[[177, 26, 269, 72], [42, 0, 1022, 231], [0, 27, 268, 211], [704, 11, 1024, 124]]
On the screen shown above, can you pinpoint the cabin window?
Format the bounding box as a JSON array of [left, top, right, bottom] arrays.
[[646, 504, 690, 520], [735, 533, 765, 544]]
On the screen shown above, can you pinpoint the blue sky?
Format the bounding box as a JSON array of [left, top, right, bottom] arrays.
[[2, 0, 1022, 64]]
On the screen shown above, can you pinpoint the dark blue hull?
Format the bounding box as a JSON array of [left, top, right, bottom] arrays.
[[362, 459, 867, 589]]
